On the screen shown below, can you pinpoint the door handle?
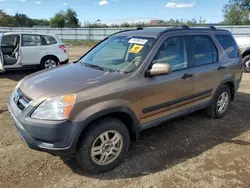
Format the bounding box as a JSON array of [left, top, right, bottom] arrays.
[[182, 73, 193, 79], [40, 47, 45, 50], [217, 66, 226, 70]]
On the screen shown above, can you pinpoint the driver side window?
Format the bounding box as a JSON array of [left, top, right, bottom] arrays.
[[153, 36, 188, 71]]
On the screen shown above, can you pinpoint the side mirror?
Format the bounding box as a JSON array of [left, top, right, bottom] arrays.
[[146, 63, 172, 77]]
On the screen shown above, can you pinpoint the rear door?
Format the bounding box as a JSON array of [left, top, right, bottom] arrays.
[[215, 34, 242, 83], [0, 33, 4, 72], [21, 34, 43, 65], [190, 33, 225, 106]]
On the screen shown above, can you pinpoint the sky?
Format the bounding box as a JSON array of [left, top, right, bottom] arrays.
[[0, 0, 230, 24]]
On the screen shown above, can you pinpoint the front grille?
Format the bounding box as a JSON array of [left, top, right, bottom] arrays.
[[13, 89, 31, 111]]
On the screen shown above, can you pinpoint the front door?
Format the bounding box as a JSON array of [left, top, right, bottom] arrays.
[[0, 33, 4, 72], [139, 35, 195, 126]]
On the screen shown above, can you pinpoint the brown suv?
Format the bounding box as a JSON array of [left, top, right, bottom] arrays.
[[8, 26, 243, 174]]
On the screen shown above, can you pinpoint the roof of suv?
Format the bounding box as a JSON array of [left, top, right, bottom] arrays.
[[115, 27, 231, 38], [3, 32, 56, 36]]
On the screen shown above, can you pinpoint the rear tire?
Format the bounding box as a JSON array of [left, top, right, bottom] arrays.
[[40, 56, 59, 70], [206, 85, 231, 119], [76, 117, 130, 174], [243, 55, 250, 73]]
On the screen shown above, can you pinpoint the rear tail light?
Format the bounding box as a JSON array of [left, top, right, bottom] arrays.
[[59, 45, 67, 53]]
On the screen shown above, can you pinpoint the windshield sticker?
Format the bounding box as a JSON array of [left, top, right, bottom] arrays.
[[128, 38, 148, 45], [129, 44, 144, 54]]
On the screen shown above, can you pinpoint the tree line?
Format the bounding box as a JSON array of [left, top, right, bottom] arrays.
[[0, 8, 80, 28], [0, 0, 249, 28]]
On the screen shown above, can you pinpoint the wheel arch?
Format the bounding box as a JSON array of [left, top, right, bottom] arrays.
[[242, 48, 250, 59], [40, 55, 59, 65], [71, 107, 141, 152], [216, 79, 236, 101]]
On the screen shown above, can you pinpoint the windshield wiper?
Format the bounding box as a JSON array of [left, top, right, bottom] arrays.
[[83, 63, 122, 73], [83, 63, 109, 71]]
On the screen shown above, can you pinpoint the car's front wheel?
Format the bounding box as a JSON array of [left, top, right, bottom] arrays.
[[76, 117, 130, 174]]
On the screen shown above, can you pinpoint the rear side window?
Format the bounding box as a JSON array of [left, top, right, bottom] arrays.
[[216, 34, 238, 59], [42, 35, 57, 45], [22, 35, 42, 46], [192, 35, 218, 66]]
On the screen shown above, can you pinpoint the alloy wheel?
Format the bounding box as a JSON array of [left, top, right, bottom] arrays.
[[91, 130, 123, 165]]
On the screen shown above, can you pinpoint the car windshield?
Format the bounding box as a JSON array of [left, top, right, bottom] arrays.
[[79, 36, 155, 73]]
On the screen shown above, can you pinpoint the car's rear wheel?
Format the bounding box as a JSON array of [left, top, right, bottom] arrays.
[[206, 85, 231, 119], [76, 117, 130, 174], [243, 55, 250, 73], [41, 56, 59, 69]]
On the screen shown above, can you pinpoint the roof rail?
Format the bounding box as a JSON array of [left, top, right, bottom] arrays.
[[109, 27, 143, 37], [209, 25, 216, 30]]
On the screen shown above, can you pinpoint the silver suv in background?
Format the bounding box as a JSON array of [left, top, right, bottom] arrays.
[[0, 32, 68, 72], [235, 37, 250, 72]]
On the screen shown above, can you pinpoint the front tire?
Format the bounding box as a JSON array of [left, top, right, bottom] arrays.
[[76, 117, 130, 174], [206, 85, 231, 119], [243, 55, 250, 73], [41, 56, 59, 70]]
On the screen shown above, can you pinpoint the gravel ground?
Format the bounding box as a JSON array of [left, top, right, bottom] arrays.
[[1, 46, 250, 188]]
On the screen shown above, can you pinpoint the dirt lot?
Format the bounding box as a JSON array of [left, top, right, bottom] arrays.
[[1, 46, 250, 188]]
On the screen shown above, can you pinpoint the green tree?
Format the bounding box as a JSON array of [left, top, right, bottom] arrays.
[[0, 10, 49, 27], [230, 0, 250, 10], [50, 11, 66, 28], [50, 8, 79, 28], [223, 1, 249, 25], [31, 18, 49, 26], [0, 9, 17, 26], [14, 13, 31, 27], [65, 8, 79, 28]]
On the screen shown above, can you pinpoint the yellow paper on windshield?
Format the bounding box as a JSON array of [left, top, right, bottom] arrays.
[[129, 44, 144, 54]]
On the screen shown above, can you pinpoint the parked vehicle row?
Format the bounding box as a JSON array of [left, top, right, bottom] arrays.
[[8, 26, 243, 174], [0, 32, 68, 72]]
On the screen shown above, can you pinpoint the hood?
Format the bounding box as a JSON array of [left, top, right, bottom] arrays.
[[19, 63, 124, 102]]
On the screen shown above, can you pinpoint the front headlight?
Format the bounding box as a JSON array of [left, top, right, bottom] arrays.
[[31, 94, 76, 120]]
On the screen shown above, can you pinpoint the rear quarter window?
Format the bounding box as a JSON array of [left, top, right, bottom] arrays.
[[215, 34, 238, 59], [42, 35, 57, 45]]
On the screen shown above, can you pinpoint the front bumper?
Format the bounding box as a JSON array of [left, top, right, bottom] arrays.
[[8, 96, 80, 156]]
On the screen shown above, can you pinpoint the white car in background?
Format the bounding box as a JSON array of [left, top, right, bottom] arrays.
[[235, 37, 250, 73], [0, 32, 68, 72]]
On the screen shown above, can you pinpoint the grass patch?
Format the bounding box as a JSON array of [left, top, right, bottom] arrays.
[[63, 40, 100, 47]]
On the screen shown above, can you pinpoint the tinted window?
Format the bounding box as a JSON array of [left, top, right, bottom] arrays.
[[192, 36, 217, 66], [22, 35, 42, 46], [2, 35, 19, 46], [153, 36, 188, 71], [42, 35, 57, 45], [216, 34, 238, 59]]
